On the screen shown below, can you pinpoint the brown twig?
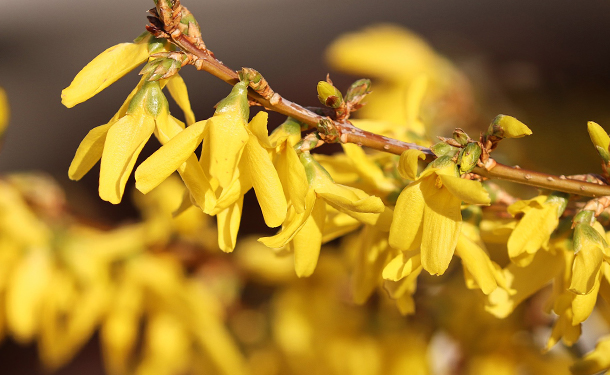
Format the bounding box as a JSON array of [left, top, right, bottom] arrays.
[[149, 2, 610, 198]]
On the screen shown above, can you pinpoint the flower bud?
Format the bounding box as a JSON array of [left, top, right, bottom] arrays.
[[430, 142, 459, 158], [587, 121, 610, 163], [345, 79, 371, 104], [487, 115, 532, 139], [453, 128, 470, 146], [317, 81, 344, 108], [458, 142, 482, 174]]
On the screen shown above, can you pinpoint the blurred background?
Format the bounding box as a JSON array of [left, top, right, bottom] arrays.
[[2, 0, 610, 373]]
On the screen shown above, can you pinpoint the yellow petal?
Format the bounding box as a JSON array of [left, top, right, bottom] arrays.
[[321, 206, 362, 243], [62, 41, 150, 107], [292, 198, 326, 277], [243, 134, 287, 227], [438, 175, 490, 205], [0, 87, 9, 138], [405, 74, 428, 123], [343, 143, 396, 191], [135, 120, 207, 194], [570, 243, 604, 295], [68, 123, 112, 180], [507, 203, 558, 266], [571, 336, 610, 375], [382, 252, 421, 281], [153, 116, 216, 212], [99, 113, 155, 204], [166, 74, 196, 125], [572, 279, 600, 325], [217, 197, 244, 253], [259, 190, 316, 248], [276, 145, 308, 213], [389, 180, 425, 251], [398, 149, 425, 181], [204, 116, 249, 188], [315, 182, 385, 214], [455, 234, 497, 294], [6, 248, 52, 343], [420, 182, 462, 275], [486, 250, 563, 318], [247, 111, 273, 148]]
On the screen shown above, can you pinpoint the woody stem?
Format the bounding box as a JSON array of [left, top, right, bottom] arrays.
[[169, 34, 610, 198]]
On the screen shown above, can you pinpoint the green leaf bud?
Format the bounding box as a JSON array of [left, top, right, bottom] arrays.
[[458, 142, 482, 174], [430, 142, 460, 158], [317, 81, 344, 109], [345, 79, 371, 103], [452, 128, 470, 146]]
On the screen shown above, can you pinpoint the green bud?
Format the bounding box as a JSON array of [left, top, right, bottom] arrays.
[[458, 142, 482, 174], [317, 81, 344, 109], [587, 121, 610, 163], [487, 115, 532, 139], [316, 118, 340, 141], [430, 142, 460, 158], [345, 79, 371, 103], [147, 36, 167, 54], [452, 128, 470, 146], [573, 210, 595, 226]]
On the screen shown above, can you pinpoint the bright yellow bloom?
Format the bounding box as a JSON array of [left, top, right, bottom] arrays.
[[259, 152, 385, 277], [61, 33, 163, 108], [388, 150, 490, 276], [136, 82, 287, 251], [0, 87, 9, 138], [571, 336, 610, 375], [506, 193, 568, 266], [570, 221, 609, 295]]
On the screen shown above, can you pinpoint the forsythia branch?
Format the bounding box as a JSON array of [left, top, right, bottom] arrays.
[[153, 2, 610, 198]]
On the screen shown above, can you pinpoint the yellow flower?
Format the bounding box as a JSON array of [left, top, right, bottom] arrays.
[[388, 150, 490, 276], [570, 221, 609, 295], [506, 193, 568, 266], [571, 336, 610, 375], [0, 87, 9, 139], [259, 152, 385, 277], [61, 33, 164, 108], [136, 82, 287, 250]]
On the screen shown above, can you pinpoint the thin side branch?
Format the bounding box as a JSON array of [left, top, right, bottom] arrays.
[[163, 20, 610, 198]]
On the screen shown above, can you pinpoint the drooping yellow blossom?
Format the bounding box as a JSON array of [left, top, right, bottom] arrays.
[[388, 150, 490, 276], [455, 221, 508, 295], [259, 152, 385, 277], [506, 192, 568, 266], [136, 81, 287, 250], [571, 336, 610, 375], [0, 87, 9, 138], [61, 32, 165, 108]]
